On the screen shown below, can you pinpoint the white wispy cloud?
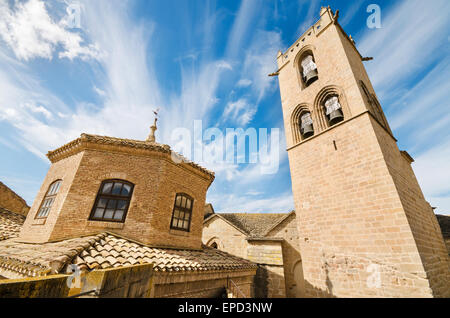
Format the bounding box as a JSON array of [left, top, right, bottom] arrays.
[[225, 0, 260, 58], [413, 139, 450, 213], [0, 0, 161, 158], [241, 30, 283, 103], [358, 0, 450, 98], [0, 0, 290, 214], [222, 99, 256, 126], [209, 191, 294, 213], [236, 79, 252, 87], [0, 0, 101, 61], [339, 0, 365, 26], [294, 0, 321, 40], [388, 59, 450, 134], [357, 0, 450, 214]]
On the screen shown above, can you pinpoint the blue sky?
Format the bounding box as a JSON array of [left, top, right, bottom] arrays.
[[0, 0, 449, 214]]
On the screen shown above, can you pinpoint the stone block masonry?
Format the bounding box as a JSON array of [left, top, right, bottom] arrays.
[[276, 6, 450, 297]]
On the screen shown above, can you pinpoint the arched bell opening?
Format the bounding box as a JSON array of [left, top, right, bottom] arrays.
[[300, 111, 314, 139], [291, 104, 314, 144], [323, 95, 344, 127], [300, 52, 319, 88]]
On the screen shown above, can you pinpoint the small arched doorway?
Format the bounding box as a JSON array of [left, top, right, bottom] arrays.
[[206, 237, 223, 250], [293, 260, 306, 297]]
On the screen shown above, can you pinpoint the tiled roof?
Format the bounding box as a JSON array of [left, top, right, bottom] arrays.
[[217, 213, 290, 237], [46, 133, 215, 179], [0, 233, 256, 278], [0, 208, 26, 241], [436, 214, 450, 239]]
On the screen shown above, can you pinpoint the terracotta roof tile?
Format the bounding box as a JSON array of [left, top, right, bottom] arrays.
[[0, 208, 26, 241], [0, 232, 256, 278], [217, 213, 289, 237]]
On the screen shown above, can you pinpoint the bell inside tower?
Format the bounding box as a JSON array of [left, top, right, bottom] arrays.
[[324, 96, 344, 126], [300, 112, 314, 139], [301, 54, 319, 86]]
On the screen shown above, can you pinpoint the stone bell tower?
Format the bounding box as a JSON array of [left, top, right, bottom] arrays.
[[275, 6, 450, 297]]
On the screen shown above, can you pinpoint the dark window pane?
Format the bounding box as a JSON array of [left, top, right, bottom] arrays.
[[112, 183, 123, 195], [90, 180, 133, 223], [49, 181, 61, 195], [107, 200, 117, 209], [184, 213, 190, 221], [104, 209, 114, 219], [37, 207, 47, 218], [121, 184, 131, 196], [54, 181, 61, 193], [94, 208, 104, 218], [117, 200, 127, 210], [102, 183, 113, 194], [43, 198, 52, 207], [114, 210, 124, 220], [97, 198, 108, 208]]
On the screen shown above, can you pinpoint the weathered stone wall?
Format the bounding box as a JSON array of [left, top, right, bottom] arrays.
[[372, 117, 450, 297], [0, 181, 30, 216], [0, 274, 70, 298], [202, 216, 248, 259], [20, 148, 212, 249], [151, 270, 256, 298], [0, 264, 153, 298], [73, 264, 154, 298], [246, 240, 286, 298], [444, 239, 450, 256], [203, 214, 305, 298], [277, 8, 450, 297], [266, 213, 304, 297], [19, 151, 84, 243]]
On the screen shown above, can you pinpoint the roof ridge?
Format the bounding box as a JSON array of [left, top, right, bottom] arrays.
[[262, 211, 296, 237], [50, 233, 108, 274]]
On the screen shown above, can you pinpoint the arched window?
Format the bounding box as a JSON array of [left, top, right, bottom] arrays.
[[360, 80, 391, 132], [300, 53, 319, 87], [170, 193, 193, 232], [89, 180, 134, 223], [35, 180, 62, 219], [324, 95, 344, 126], [291, 104, 314, 144]]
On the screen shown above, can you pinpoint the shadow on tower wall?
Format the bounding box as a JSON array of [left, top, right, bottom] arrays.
[[253, 264, 335, 298]]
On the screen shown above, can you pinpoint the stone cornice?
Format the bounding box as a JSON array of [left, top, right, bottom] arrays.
[[46, 134, 215, 181]]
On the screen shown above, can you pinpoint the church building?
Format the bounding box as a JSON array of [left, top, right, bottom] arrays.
[[0, 120, 257, 297], [0, 5, 449, 298]]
